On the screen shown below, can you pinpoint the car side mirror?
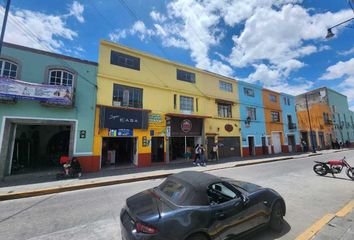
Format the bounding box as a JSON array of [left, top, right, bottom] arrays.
[[241, 195, 249, 205]]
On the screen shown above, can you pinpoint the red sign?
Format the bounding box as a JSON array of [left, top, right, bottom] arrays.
[[225, 124, 233, 132], [181, 119, 192, 133]]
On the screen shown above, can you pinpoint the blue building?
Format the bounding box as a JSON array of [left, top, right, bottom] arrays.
[[280, 93, 300, 152], [238, 81, 269, 156]]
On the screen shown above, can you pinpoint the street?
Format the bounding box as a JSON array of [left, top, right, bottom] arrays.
[[0, 150, 353, 240]]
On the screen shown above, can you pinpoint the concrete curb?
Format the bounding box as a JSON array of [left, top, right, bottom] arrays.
[[295, 200, 354, 240], [0, 149, 350, 201]]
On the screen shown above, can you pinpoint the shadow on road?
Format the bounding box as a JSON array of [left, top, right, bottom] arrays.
[[236, 220, 291, 240], [317, 175, 353, 182]]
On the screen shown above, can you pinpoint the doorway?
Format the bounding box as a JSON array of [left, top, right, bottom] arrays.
[[248, 136, 255, 156], [207, 136, 215, 159], [170, 137, 196, 160], [288, 135, 296, 152], [272, 132, 282, 154], [318, 132, 325, 150], [261, 136, 268, 154], [101, 137, 135, 167], [151, 137, 164, 163]]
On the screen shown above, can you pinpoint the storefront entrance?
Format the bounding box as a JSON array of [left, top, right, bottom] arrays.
[[151, 137, 164, 162], [170, 137, 197, 160], [101, 137, 136, 167], [0, 118, 76, 178]]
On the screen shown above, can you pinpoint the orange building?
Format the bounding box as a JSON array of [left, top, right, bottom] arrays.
[[296, 89, 334, 150], [262, 89, 285, 154]]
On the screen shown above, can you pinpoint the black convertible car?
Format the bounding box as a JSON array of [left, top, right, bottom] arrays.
[[120, 171, 286, 240]]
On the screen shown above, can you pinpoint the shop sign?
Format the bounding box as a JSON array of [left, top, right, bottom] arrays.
[[0, 77, 73, 105], [150, 130, 155, 136], [224, 124, 233, 132], [181, 119, 192, 133], [149, 114, 162, 123], [100, 106, 148, 129], [109, 129, 133, 136], [171, 117, 202, 137]]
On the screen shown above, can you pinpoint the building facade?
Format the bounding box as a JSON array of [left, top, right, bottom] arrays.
[[296, 87, 354, 151], [93, 40, 242, 169], [327, 88, 354, 145], [0, 43, 97, 179], [238, 81, 268, 156], [280, 93, 300, 152], [262, 89, 284, 154]]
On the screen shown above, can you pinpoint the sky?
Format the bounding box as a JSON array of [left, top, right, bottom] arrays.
[[1, 0, 354, 109]]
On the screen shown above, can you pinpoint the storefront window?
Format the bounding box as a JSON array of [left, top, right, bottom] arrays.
[[113, 84, 143, 108]]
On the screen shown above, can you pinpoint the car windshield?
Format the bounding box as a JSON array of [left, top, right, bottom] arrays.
[[158, 179, 186, 204]]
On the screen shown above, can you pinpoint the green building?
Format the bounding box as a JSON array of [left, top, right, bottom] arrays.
[[0, 43, 97, 179]]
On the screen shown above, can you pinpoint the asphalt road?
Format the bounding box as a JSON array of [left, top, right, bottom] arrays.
[[0, 150, 353, 240]]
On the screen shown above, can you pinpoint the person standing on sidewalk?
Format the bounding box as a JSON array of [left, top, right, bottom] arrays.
[[198, 144, 206, 166], [211, 143, 219, 161], [193, 144, 200, 165]]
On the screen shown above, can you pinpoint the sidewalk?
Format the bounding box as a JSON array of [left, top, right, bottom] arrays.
[[0, 148, 350, 201]]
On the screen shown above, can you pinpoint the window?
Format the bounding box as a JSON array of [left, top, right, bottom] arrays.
[[113, 84, 143, 108], [283, 97, 290, 105], [207, 182, 238, 204], [219, 81, 232, 92], [158, 180, 186, 204], [271, 111, 280, 122], [351, 116, 353, 126], [110, 50, 140, 70], [173, 94, 177, 109], [323, 112, 330, 124], [180, 96, 194, 112], [332, 105, 336, 112], [48, 69, 74, 86], [196, 98, 199, 112], [244, 87, 254, 97], [218, 103, 232, 118], [269, 94, 277, 102], [246, 107, 256, 120], [0, 59, 18, 79], [177, 69, 195, 83]]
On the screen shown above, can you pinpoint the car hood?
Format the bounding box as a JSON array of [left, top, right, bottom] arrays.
[[126, 189, 161, 224]]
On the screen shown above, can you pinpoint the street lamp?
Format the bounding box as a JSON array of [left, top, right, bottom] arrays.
[[326, 17, 354, 39]]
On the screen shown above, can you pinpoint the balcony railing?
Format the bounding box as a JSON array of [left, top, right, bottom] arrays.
[[288, 123, 297, 130]]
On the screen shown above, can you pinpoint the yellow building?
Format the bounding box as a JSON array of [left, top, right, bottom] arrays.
[[93, 40, 241, 168]]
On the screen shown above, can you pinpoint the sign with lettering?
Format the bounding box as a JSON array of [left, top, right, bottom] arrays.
[[171, 117, 202, 137], [100, 106, 148, 129], [109, 129, 133, 136], [0, 77, 73, 105]]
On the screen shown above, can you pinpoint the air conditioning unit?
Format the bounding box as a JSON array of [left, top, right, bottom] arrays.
[[113, 101, 121, 107]]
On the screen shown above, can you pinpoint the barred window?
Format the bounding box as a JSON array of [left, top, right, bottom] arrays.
[[271, 111, 280, 122], [180, 96, 194, 112], [218, 103, 232, 118], [244, 87, 254, 97]]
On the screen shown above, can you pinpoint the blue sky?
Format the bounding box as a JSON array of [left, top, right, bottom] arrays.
[[2, 0, 354, 109]]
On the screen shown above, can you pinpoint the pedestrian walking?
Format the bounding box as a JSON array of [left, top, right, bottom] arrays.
[[211, 143, 219, 161], [193, 144, 200, 165], [198, 144, 206, 167]]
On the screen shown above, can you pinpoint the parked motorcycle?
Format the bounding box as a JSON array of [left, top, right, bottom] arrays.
[[313, 157, 354, 180]]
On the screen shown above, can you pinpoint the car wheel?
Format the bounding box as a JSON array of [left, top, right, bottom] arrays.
[[186, 233, 208, 240], [269, 201, 284, 232]]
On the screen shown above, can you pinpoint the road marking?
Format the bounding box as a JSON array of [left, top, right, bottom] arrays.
[[295, 199, 354, 240], [336, 200, 354, 217], [295, 213, 335, 240]]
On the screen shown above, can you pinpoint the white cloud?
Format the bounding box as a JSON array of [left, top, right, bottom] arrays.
[[338, 46, 354, 56], [69, 1, 85, 23], [1, 6, 78, 53], [109, 0, 353, 90], [150, 10, 166, 22], [320, 58, 354, 109]]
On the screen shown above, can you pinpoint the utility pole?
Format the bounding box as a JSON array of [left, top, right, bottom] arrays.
[[0, 0, 11, 56], [305, 93, 316, 153]]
